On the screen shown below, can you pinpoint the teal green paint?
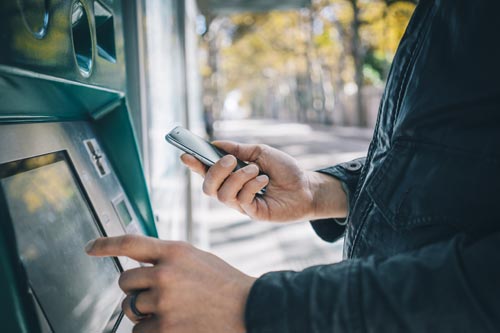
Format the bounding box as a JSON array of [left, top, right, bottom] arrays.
[[0, 65, 121, 121], [93, 100, 158, 237], [0, 68, 157, 332], [0, 0, 155, 330], [0, 70, 156, 236]]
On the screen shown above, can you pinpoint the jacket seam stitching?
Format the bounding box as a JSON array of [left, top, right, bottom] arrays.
[[348, 201, 373, 258]]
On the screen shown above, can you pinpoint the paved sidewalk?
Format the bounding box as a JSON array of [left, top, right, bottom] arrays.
[[206, 119, 372, 277]]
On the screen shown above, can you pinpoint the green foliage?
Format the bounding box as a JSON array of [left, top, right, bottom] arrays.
[[202, 0, 416, 122], [364, 48, 390, 82]]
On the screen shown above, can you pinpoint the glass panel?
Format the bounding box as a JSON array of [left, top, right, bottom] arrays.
[[142, 0, 187, 239], [0, 153, 122, 333]]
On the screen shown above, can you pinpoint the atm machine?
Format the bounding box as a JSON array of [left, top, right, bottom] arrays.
[[0, 1, 157, 332]]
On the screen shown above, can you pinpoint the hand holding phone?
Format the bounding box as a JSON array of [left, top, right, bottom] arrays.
[[169, 128, 331, 223], [165, 126, 266, 194]]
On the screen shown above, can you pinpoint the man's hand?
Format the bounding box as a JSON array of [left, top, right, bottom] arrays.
[[86, 235, 255, 333], [181, 141, 347, 222]]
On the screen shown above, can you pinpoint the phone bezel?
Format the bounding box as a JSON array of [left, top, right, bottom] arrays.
[[165, 132, 217, 167]]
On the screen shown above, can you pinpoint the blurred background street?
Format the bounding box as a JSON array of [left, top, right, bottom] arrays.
[[140, 0, 416, 276], [206, 119, 371, 276]]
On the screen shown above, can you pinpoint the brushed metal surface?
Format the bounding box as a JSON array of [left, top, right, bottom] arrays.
[[0, 121, 142, 332]]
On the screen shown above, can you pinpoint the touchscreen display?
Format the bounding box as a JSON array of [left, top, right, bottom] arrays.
[[0, 152, 122, 333]]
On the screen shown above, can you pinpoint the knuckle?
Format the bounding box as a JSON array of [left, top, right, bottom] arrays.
[[257, 144, 267, 154], [155, 290, 169, 312], [217, 190, 231, 203], [153, 267, 171, 285], [258, 144, 271, 157], [242, 178, 258, 190], [202, 181, 214, 196], [158, 318, 171, 332], [119, 235, 137, 251], [237, 191, 250, 204], [251, 177, 264, 189], [175, 241, 191, 253], [237, 165, 255, 177], [196, 165, 208, 176], [249, 144, 266, 161], [233, 143, 241, 157], [168, 241, 192, 258], [118, 273, 129, 290]]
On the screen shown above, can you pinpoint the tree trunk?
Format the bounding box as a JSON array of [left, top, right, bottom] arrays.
[[350, 0, 367, 127]]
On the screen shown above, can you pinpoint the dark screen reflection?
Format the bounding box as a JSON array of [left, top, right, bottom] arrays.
[[0, 153, 122, 333]]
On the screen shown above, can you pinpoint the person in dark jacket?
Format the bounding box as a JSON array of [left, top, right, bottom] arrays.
[[86, 0, 500, 332]]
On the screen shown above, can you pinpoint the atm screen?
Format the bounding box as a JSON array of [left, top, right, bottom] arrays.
[[0, 152, 123, 333]]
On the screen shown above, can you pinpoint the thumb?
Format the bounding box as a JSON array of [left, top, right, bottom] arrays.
[[213, 141, 264, 163]]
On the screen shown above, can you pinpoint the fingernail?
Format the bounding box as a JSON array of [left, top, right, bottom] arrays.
[[85, 240, 95, 253], [220, 155, 235, 167], [256, 175, 268, 182], [243, 164, 259, 174]]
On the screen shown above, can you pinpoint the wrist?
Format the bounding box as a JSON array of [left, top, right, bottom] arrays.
[[306, 171, 348, 220], [238, 276, 257, 332]]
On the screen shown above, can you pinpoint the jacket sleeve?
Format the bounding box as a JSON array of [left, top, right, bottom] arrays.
[[310, 157, 366, 242], [245, 232, 500, 332]]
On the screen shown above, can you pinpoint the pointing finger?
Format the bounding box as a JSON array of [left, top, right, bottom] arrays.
[[85, 235, 162, 264]]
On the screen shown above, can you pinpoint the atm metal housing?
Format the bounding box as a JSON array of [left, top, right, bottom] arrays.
[[0, 1, 156, 332]]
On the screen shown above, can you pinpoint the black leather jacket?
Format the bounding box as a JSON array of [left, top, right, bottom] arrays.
[[246, 0, 500, 331]]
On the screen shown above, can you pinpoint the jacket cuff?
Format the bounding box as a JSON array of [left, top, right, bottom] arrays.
[[310, 157, 366, 242]]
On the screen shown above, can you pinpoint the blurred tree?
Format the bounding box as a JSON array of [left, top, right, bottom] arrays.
[[200, 0, 416, 127]]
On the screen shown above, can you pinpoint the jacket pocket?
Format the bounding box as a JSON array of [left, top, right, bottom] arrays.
[[365, 140, 500, 231]]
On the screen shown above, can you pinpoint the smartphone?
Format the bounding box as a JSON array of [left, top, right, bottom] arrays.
[[165, 126, 244, 168], [165, 126, 267, 194]]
